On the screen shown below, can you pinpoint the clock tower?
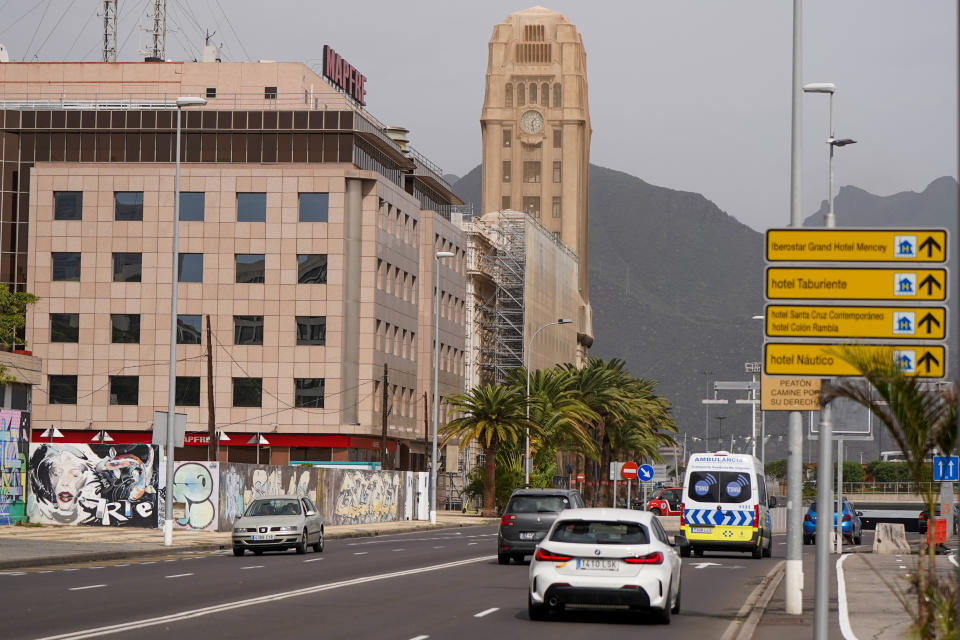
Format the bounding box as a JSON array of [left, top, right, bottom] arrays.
[[481, 6, 594, 354]]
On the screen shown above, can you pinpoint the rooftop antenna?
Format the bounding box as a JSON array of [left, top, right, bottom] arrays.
[[102, 0, 118, 62], [140, 0, 166, 61]]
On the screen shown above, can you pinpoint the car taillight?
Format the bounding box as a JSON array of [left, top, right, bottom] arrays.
[[500, 514, 516, 528], [753, 504, 760, 528], [843, 514, 851, 522], [624, 552, 663, 565], [680, 503, 685, 527], [534, 548, 572, 562]]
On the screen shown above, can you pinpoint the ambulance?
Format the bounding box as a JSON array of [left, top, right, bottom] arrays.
[[679, 451, 775, 559]]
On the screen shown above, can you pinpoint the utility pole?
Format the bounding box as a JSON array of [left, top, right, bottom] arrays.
[[381, 364, 389, 470], [102, 0, 117, 62], [205, 314, 215, 461], [423, 392, 429, 473]]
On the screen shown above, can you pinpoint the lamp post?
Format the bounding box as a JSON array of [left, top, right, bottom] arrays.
[[524, 318, 572, 487], [430, 250, 455, 525], [701, 396, 728, 452], [752, 315, 767, 467], [714, 415, 726, 449], [163, 96, 207, 547]]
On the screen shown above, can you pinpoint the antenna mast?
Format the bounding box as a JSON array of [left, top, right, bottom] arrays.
[[102, 0, 117, 62], [148, 0, 166, 61]]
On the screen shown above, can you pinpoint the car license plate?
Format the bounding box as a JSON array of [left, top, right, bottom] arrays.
[[519, 532, 536, 540], [576, 558, 618, 571], [690, 527, 712, 534], [251, 534, 274, 541]]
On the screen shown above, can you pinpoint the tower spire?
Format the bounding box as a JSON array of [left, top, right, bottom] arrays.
[[101, 0, 117, 62]]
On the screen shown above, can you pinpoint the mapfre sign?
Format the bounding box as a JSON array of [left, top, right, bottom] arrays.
[[323, 45, 367, 106], [761, 376, 821, 411]]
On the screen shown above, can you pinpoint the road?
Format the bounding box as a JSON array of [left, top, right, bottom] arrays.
[[0, 525, 839, 640]]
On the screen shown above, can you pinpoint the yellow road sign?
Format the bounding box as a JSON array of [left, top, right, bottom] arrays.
[[764, 343, 946, 378], [766, 267, 947, 301], [764, 305, 947, 339], [766, 229, 948, 262], [761, 376, 821, 411]]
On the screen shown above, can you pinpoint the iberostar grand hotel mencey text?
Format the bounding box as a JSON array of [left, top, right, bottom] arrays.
[[0, 45, 469, 467]]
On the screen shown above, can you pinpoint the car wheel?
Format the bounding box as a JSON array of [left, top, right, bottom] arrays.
[[253, 549, 263, 556], [671, 580, 681, 614], [752, 544, 763, 559], [652, 592, 671, 624], [296, 529, 308, 555], [232, 547, 244, 557], [651, 508, 662, 516], [528, 592, 547, 621], [513, 553, 525, 564], [693, 548, 704, 557], [498, 553, 510, 565], [679, 543, 691, 558], [853, 534, 862, 546], [763, 534, 772, 558], [313, 528, 324, 553]]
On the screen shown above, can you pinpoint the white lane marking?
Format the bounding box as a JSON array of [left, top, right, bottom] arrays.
[[36, 556, 495, 640], [474, 608, 499, 618], [837, 554, 858, 640], [0, 572, 25, 576], [164, 560, 177, 563], [69, 584, 106, 591], [346, 533, 496, 546], [241, 565, 264, 570], [303, 558, 323, 563], [165, 573, 194, 579], [114, 564, 128, 567], [88, 567, 103, 570], [948, 554, 959, 568], [467, 542, 478, 546], [409, 636, 429, 640], [139, 562, 156, 565], [392, 549, 405, 552], [432, 546, 445, 549], [353, 552, 368, 556], [39, 571, 53, 574], [63, 569, 77, 572]]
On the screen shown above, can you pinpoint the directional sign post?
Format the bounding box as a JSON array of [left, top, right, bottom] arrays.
[[766, 267, 947, 301], [765, 343, 945, 378], [933, 456, 959, 482], [766, 229, 948, 263], [764, 305, 947, 340], [637, 464, 654, 482]]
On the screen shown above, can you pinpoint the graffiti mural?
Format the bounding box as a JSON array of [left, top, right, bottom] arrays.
[[27, 444, 159, 527], [322, 469, 407, 525], [216, 463, 318, 531], [172, 462, 218, 531], [0, 410, 28, 525]]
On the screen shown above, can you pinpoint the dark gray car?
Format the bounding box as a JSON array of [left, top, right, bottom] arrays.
[[497, 488, 585, 564]]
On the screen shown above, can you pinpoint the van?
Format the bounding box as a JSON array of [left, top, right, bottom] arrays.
[[679, 451, 775, 559]]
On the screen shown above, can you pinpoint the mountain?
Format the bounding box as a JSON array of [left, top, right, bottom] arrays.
[[452, 168, 958, 463]]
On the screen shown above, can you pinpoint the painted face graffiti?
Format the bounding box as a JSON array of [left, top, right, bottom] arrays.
[[49, 451, 88, 513]]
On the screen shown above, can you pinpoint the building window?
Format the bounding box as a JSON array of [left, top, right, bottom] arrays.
[[235, 254, 265, 283], [503, 129, 512, 148], [553, 129, 562, 148], [517, 83, 525, 106], [233, 377, 262, 407], [299, 193, 329, 222], [205, 87, 217, 99], [296, 316, 327, 345], [297, 254, 327, 284], [234, 315, 264, 345], [114, 191, 144, 221], [501, 196, 511, 210], [236, 192, 266, 222], [178, 253, 203, 282], [502, 160, 511, 182], [541, 82, 550, 106], [48, 375, 77, 405], [175, 376, 201, 406], [50, 313, 79, 343], [52, 252, 81, 281], [505, 84, 513, 108], [109, 375, 138, 405], [523, 161, 541, 183], [553, 83, 562, 107], [552, 196, 562, 218], [264, 86, 278, 100], [553, 161, 562, 183], [111, 314, 140, 343], [529, 83, 537, 104], [295, 378, 325, 408], [112, 252, 142, 282], [179, 192, 205, 221], [53, 191, 82, 220], [553, 231, 561, 240], [522, 196, 540, 218], [177, 314, 202, 344]]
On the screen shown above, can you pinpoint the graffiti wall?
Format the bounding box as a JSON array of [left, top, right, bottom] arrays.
[[216, 463, 317, 531], [27, 444, 159, 527], [320, 468, 408, 525], [172, 461, 219, 531], [0, 410, 28, 525]]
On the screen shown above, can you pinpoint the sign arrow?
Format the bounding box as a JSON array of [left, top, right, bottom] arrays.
[[691, 562, 722, 569], [917, 350, 941, 374], [918, 312, 942, 334], [919, 235, 942, 258], [919, 274, 943, 295]]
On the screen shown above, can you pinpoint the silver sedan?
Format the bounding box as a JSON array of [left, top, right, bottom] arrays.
[[231, 495, 325, 556]]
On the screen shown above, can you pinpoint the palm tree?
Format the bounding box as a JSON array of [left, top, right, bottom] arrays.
[[440, 384, 535, 516], [825, 345, 957, 637]]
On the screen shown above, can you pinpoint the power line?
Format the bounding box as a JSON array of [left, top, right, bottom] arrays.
[[63, 4, 98, 60], [0, 1, 45, 38], [30, 0, 81, 61], [214, 0, 251, 61], [22, 0, 53, 60]]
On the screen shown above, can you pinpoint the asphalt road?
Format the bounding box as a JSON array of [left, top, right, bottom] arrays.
[[2, 525, 799, 640]]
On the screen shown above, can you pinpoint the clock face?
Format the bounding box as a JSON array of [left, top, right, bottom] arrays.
[[520, 110, 544, 134]]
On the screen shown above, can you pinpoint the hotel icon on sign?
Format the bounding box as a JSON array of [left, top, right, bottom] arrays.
[[893, 312, 915, 335], [894, 236, 917, 259], [894, 273, 916, 296], [893, 350, 916, 374]]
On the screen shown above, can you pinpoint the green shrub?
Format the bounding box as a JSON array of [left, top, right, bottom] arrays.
[[765, 459, 788, 480]]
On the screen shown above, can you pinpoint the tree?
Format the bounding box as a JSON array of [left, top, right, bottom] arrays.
[[765, 459, 788, 481], [0, 286, 38, 384], [440, 384, 535, 517]]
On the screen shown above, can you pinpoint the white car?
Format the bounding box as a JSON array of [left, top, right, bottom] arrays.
[[528, 508, 684, 624]]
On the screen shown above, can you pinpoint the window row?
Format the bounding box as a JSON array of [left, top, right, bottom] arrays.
[[440, 292, 465, 325], [502, 128, 561, 148], [373, 381, 417, 419], [377, 200, 418, 248], [440, 343, 465, 376], [504, 82, 561, 108], [375, 320, 416, 361], [47, 374, 324, 408], [434, 235, 466, 274], [51, 252, 327, 284], [499, 195, 561, 219], [49, 313, 326, 346], [53, 191, 329, 223], [501, 161, 561, 184], [376, 260, 417, 304]]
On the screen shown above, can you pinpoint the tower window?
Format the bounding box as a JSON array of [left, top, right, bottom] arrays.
[[503, 129, 512, 147], [553, 129, 562, 148], [529, 83, 537, 104], [553, 161, 562, 183], [522, 196, 540, 219], [505, 84, 513, 108], [517, 83, 525, 106], [501, 196, 511, 210], [523, 161, 541, 183], [264, 86, 278, 99], [502, 161, 512, 182], [552, 196, 562, 218], [553, 83, 562, 107], [541, 83, 549, 106], [205, 87, 217, 99]]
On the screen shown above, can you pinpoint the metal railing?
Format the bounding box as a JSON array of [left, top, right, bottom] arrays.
[[839, 481, 958, 496]]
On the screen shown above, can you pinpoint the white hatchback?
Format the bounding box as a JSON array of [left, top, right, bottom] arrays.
[[528, 508, 683, 624]]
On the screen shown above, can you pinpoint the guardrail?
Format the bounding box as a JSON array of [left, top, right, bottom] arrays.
[[839, 481, 958, 496]]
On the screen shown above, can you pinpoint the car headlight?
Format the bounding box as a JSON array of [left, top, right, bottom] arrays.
[[277, 526, 298, 532]]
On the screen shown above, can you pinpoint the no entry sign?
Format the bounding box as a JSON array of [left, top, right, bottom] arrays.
[[621, 461, 639, 480]]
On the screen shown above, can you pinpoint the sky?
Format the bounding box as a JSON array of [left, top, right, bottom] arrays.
[[0, 0, 956, 231]]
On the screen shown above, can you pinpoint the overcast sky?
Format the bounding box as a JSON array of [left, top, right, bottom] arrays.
[[2, 0, 956, 231]]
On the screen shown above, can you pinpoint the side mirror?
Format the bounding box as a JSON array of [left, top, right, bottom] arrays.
[[768, 496, 777, 508], [856, 511, 863, 517], [306, 510, 317, 517]]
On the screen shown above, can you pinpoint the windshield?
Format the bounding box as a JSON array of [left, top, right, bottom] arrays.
[[244, 498, 302, 517], [687, 471, 752, 504], [506, 495, 569, 514], [550, 519, 650, 545]]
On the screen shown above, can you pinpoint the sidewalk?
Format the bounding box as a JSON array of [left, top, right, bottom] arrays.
[[0, 511, 497, 570]]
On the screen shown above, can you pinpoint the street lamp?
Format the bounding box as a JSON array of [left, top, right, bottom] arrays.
[[524, 318, 573, 486], [802, 83, 857, 230], [431, 250, 455, 525], [752, 315, 767, 467], [714, 415, 726, 449], [164, 96, 207, 547]]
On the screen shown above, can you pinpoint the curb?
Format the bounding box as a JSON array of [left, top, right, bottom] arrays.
[[0, 519, 497, 570], [720, 560, 786, 640]]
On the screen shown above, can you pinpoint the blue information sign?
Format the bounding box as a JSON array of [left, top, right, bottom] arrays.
[[637, 464, 655, 482], [933, 456, 959, 482]]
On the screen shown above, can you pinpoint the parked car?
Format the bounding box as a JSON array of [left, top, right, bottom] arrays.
[[231, 495, 325, 556], [918, 504, 958, 535], [498, 488, 585, 565], [802, 499, 862, 545], [527, 508, 684, 624], [646, 487, 682, 516]]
